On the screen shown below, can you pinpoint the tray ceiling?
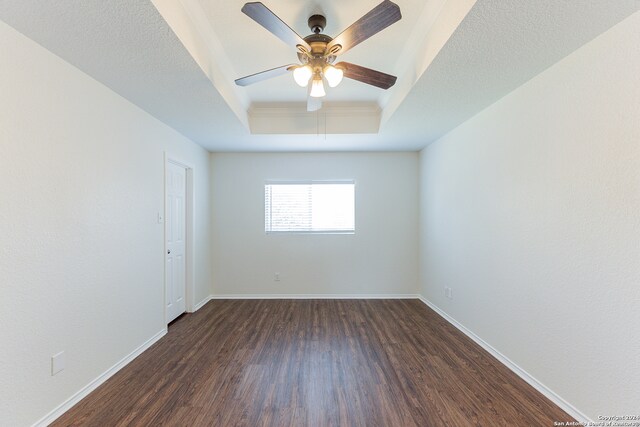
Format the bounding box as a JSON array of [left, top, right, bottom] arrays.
[[1, 0, 638, 150]]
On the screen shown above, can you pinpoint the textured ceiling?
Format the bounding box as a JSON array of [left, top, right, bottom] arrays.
[[0, 0, 247, 144], [1, 0, 638, 151], [382, 0, 640, 147]]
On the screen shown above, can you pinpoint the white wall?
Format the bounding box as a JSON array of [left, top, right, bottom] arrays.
[[0, 21, 212, 425], [418, 12, 640, 419], [211, 152, 418, 296]]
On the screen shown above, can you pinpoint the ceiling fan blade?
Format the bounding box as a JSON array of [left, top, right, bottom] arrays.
[[235, 64, 296, 86], [335, 62, 397, 89], [327, 0, 401, 56], [242, 2, 311, 52], [307, 96, 322, 112]]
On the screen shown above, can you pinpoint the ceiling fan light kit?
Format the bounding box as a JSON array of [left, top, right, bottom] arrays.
[[324, 65, 343, 88], [310, 77, 326, 98], [235, 0, 402, 111], [293, 63, 343, 89], [293, 65, 312, 87]]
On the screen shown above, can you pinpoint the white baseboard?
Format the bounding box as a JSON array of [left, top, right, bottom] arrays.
[[32, 328, 168, 427], [192, 295, 214, 311], [416, 296, 591, 423], [209, 294, 420, 299]]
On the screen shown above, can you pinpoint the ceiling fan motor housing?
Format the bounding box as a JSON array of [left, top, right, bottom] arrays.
[[298, 32, 335, 65]]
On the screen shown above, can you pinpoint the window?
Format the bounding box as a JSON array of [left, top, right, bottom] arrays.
[[265, 181, 355, 234]]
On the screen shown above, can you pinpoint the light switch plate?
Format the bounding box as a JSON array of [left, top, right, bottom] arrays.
[[51, 351, 65, 376]]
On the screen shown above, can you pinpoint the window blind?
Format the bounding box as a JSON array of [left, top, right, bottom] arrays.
[[265, 181, 355, 234]]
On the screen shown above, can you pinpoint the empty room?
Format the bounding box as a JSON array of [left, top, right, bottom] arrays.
[[1, 0, 638, 425]]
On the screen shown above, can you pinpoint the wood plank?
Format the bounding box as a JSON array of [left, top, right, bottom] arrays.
[[52, 300, 575, 426]]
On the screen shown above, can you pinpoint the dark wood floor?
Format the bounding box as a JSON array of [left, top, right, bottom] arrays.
[[53, 299, 573, 426]]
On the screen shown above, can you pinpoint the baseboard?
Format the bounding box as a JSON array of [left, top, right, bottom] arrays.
[[32, 328, 168, 427], [416, 296, 591, 423], [192, 295, 214, 311], [209, 293, 420, 299]]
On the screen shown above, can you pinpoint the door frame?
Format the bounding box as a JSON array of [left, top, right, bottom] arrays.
[[164, 153, 195, 324]]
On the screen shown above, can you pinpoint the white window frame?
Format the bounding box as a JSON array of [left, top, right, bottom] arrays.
[[264, 180, 356, 235]]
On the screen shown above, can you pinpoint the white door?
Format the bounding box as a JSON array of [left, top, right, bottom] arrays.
[[166, 161, 186, 323]]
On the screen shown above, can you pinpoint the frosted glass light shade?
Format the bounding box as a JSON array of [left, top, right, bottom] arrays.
[[324, 65, 343, 87], [293, 65, 312, 87], [309, 78, 326, 97]]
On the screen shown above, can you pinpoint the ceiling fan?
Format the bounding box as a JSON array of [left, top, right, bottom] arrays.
[[234, 1, 402, 112]]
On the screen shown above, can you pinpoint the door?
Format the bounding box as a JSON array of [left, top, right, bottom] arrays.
[[166, 161, 186, 323]]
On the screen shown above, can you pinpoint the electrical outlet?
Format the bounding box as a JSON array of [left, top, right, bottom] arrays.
[[51, 351, 65, 376], [445, 287, 453, 300], [274, 272, 280, 281]]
